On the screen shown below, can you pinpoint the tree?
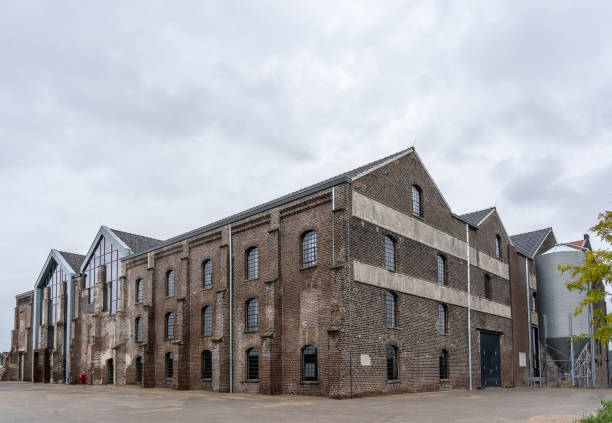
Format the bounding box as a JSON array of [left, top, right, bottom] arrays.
[[560, 211, 612, 344]]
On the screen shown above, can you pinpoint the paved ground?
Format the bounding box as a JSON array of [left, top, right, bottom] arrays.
[[0, 382, 610, 423]]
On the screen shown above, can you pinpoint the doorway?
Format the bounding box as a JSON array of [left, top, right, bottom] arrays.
[[480, 332, 501, 388], [107, 359, 114, 385]]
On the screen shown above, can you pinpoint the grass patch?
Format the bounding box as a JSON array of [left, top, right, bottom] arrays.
[[577, 400, 612, 422]]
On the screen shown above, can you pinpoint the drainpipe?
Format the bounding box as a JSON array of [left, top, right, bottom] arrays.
[[525, 257, 533, 384], [466, 224, 472, 390], [65, 278, 73, 383], [228, 224, 233, 393], [32, 287, 40, 381]]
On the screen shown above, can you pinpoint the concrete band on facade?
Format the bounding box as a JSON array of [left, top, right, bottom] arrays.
[[353, 261, 511, 319], [351, 191, 509, 280]]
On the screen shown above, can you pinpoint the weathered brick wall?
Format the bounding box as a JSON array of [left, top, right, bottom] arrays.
[[1, 293, 33, 381], [352, 151, 464, 240]]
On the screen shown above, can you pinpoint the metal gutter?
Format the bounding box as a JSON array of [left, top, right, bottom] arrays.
[[123, 177, 352, 261], [525, 257, 533, 383]]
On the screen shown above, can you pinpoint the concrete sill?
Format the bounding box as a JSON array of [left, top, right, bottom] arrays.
[[412, 214, 425, 221], [200, 335, 212, 339], [299, 265, 317, 271], [161, 296, 175, 300], [386, 326, 400, 330], [245, 379, 260, 383], [299, 381, 319, 385], [245, 330, 260, 334], [244, 278, 259, 282], [387, 380, 401, 384], [200, 287, 213, 292], [201, 378, 212, 382]]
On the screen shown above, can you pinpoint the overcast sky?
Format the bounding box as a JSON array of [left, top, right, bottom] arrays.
[[1, 1, 611, 351]]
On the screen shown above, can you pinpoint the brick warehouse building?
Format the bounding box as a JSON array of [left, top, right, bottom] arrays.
[[2, 148, 607, 396]]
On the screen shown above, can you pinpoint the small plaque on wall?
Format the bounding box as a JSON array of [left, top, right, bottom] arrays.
[[519, 352, 526, 367], [360, 354, 371, 366]]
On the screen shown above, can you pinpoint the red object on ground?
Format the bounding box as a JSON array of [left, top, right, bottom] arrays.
[[78, 374, 86, 384]]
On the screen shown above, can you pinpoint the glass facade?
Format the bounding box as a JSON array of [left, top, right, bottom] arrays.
[[42, 261, 67, 325], [82, 235, 122, 314]]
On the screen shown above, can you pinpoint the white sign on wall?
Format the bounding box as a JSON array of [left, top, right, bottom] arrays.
[[360, 354, 371, 366], [519, 352, 527, 367]]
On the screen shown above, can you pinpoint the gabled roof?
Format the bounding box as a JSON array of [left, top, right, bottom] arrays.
[[34, 249, 82, 289], [510, 227, 552, 259], [459, 207, 496, 227], [344, 148, 414, 180], [80, 226, 163, 273], [110, 229, 163, 254], [59, 251, 85, 273], [126, 147, 418, 259]]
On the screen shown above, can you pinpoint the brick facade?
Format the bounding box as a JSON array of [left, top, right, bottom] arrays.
[[5, 148, 606, 396]]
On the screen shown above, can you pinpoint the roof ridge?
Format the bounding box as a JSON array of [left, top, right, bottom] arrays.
[[110, 228, 163, 242], [125, 147, 414, 259]]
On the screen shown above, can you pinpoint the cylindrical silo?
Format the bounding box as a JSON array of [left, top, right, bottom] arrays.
[[536, 245, 590, 372]]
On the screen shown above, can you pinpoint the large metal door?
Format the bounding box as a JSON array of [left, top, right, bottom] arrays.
[[480, 332, 501, 388]]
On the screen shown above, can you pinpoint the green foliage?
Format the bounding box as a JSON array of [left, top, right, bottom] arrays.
[[559, 211, 612, 344], [576, 400, 612, 422]]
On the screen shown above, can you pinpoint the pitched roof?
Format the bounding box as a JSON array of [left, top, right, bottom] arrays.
[[127, 148, 415, 259], [110, 229, 164, 254], [459, 207, 495, 227], [510, 227, 552, 259], [59, 251, 85, 273]]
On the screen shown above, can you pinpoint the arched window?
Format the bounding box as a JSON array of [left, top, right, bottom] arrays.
[[246, 247, 259, 280], [135, 356, 143, 384], [165, 312, 174, 339], [202, 306, 212, 336], [302, 345, 318, 381], [202, 260, 212, 289], [438, 304, 447, 335], [532, 292, 537, 313], [247, 348, 259, 380], [412, 185, 422, 217], [135, 317, 143, 342], [387, 345, 398, 380], [495, 235, 502, 258], [136, 279, 143, 303], [439, 350, 448, 379], [484, 275, 491, 299], [302, 231, 317, 267], [386, 291, 396, 328], [165, 352, 173, 378], [246, 299, 259, 331], [201, 350, 212, 379], [437, 255, 446, 285], [384, 235, 396, 271], [166, 270, 175, 297]]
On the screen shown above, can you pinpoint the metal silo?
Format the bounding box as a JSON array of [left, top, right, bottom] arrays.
[[536, 245, 591, 375]]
